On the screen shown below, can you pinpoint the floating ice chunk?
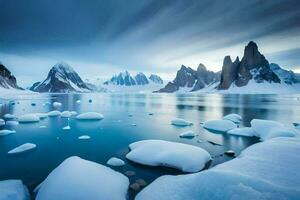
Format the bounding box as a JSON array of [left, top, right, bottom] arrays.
[[223, 114, 242, 123], [8, 143, 36, 154], [18, 114, 40, 123], [39, 125, 47, 129], [47, 111, 61, 117], [107, 157, 125, 167], [0, 130, 16, 136], [171, 118, 193, 126], [70, 111, 77, 116], [52, 102, 62, 108], [62, 126, 71, 130], [76, 112, 104, 120], [179, 131, 197, 138], [6, 120, 19, 126], [203, 120, 237, 132], [61, 111, 72, 118], [136, 137, 300, 200], [227, 127, 256, 137], [76, 100, 81, 104], [0, 180, 30, 200], [251, 119, 296, 141], [4, 114, 15, 120], [34, 113, 48, 119], [78, 135, 90, 140], [35, 156, 129, 200], [126, 140, 211, 173], [0, 118, 5, 126]]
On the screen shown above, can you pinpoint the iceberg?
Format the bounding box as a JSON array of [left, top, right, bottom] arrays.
[[203, 120, 237, 132], [6, 120, 19, 126], [0, 118, 5, 126], [0, 180, 30, 200], [62, 125, 71, 130], [52, 101, 62, 108], [4, 113, 15, 120], [8, 143, 36, 154], [78, 135, 91, 140], [35, 156, 129, 200], [126, 140, 211, 173], [227, 127, 256, 137], [76, 100, 81, 104], [76, 112, 104, 120], [39, 125, 47, 129], [70, 111, 77, 116], [18, 114, 40, 123], [47, 111, 61, 117], [107, 157, 125, 167], [0, 129, 16, 136], [179, 131, 197, 138], [223, 113, 242, 123], [34, 113, 48, 119], [171, 118, 193, 126], [136, 137, 300, 200], [251, 119, 296, 141]]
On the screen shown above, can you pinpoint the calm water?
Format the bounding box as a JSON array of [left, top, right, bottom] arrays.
[[0, 93, 299, 199]]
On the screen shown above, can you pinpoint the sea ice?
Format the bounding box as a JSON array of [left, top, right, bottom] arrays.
[[47, 111, 61, 117], [76, 112, 104, 120], [70, 111, 77, 116], [18, 114, 40, 123], [107, 157, 125, 167], [0, 129, 16, 136], [203, 119, 237, 132], [35, 156, 129, 200], [61, 111, 72, 118], [34, 113, 48, 119], [227, 127, 256, 137], [126, 140, 211, 172], [223, 113, 242, 123], [5, 120, 19, 126], [0, 180, 30, 200], [78, 135, 91, 140], [251, 119, 296, 141], [179, 131, 197, 138], [171, 118, 193, 126], [0, 118, 5, 126], [4, 114, 15, 120], [136, 137, 300, 200], [8, 143, 36, 154]]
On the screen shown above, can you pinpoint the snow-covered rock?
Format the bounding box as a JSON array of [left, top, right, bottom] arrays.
[[47, 110, 61, 117], [126, 140, 211, 173], [227, 127, 256, 137], [179, 131, 197, 138], [18, 114, 40, 123], [8, 143, 36, 154], [52, 102, 62, 108], [78, 135, 90, 140], [0, 129, 16, 136], [107, 157, 125, 167], [136, 137, 300, 200], [61, 111, 72, 118], [0, 180, 30, 200], [203, 119, 237, 132], [171, 118, 193, 126], [6, 120, 19, 126], [223, 114, 242, 123], [35, 156, 129, 200], [250, 119, 296, 141], [76, 112, 104, 120], [4, 113, 15, 120]]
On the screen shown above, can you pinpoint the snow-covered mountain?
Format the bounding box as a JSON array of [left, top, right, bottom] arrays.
[[270, 63, 300, 84], [0, 62, 22, 90], [30, 62, 91, 93]]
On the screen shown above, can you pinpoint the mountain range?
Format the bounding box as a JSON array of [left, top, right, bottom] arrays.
[[0, 62, 22, 90]]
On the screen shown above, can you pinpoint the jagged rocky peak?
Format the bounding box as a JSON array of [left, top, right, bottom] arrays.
[[218, 56, 239, 90], [173, 65, 197, 88], [135, 72, 149, 85], [0, 62, 22, 90], [31, 62, 90, 93], [149, 74, 163, 84]]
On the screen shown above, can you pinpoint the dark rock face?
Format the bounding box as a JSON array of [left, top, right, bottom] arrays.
[[0, 62, 22, 90], [149, 74, 163, 84], [31, 62, 90, 93], [158, 64, 219, 93], [218, 41, 280, 89], [135, 73, 149, 85]]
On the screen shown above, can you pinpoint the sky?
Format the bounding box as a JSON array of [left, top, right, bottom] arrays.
[[0, 0, 300, 87]]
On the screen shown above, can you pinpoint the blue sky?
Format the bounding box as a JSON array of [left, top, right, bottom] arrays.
[[0, 0, 299, 87]]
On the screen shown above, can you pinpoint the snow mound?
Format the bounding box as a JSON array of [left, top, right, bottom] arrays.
[[52, 102, 62, 108], [107, 157, 125, 167], [6, 120, 19, 126], [47, 111, 61, 117], [4, 114, 15, 120], [136, 137, 300, 200], [223, 114, 242, 123], [203, 120, 237, 132], [227, 127, 256, 137], [0, 180, 30, 200], [61, 111, 72, 118], [126, 140, 211, 173], [78, 135, 90, 140], [0, 118, 5, 126], [0, 129, 16, 136], [251, 119, 296, 141], [8, 143, 36, 154], [171, 118, 193, 126], [179, 131, 197, 138], [35, 156, 129, 200], [76, 112, 104, 120], [18, 114, 40, 123]]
